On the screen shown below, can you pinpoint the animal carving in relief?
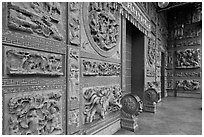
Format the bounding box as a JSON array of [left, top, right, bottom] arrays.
[[83, 85, 122, 123], [7, 92, 63, 135]]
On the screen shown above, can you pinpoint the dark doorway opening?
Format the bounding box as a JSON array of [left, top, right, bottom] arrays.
[[126, 20, 145, 100]]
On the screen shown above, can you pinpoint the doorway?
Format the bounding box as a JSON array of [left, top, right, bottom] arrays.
[[126, 20, 145, 100]]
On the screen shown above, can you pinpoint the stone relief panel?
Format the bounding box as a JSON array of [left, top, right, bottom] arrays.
[[83, 2, 120, 57], [176, 80, 200, 91], [147, 38, 156, 67], [175, 49, 201, 69], [68, 48, 80, 109], [4, 89, 63, 135], [175, 71, 201, 77], [82, 85, 122, 124], [7, 2, 64, 41], [166, 79, 174, 89], [69, 2, 80, 46], [174, 39, 201, 48], [5, 46, 63, 76], [82, 59, 121, 77], [167, 52, 173, 69], [68, 109, 79, 134]]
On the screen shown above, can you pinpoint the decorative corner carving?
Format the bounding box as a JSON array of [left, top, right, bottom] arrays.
[[175, 49, 201, 69], [82, 59, 120, 77], [6, 90, 63, 135], [69, 2, 80, 46], [83, 85, 122, 123], [8, 2, 64, 41], [176, 80, 200, 91], [83, 2, 120, 57], [6, 47, 63, 76]]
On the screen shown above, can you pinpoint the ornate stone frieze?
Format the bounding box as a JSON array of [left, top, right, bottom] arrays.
[[5, 47, 63, 75], [175, 71, 201, 77], [82, 59, 120, 76], [8, 2, 64, 41], [69, 2, 80, 46], [147, 38, 156, 67], [175, 39, 201, 48], [175, 49, 201, 69], [6, 90, 63, 135], [176, 80, 200, 91], [83, 85, 122, 123], [68, 48, 80, 109], [83, 2, 120, 57]]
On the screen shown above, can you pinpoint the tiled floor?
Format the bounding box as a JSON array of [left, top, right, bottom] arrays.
[[114, 96, 202, 135]]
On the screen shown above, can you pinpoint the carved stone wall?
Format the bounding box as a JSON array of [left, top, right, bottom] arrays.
[[2, 2, 66, 135], [167, 3, 202, 96]]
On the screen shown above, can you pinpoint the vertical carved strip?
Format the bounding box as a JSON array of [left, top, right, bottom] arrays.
[[69, 2, 80, 46], [68, 109, 79, 134], [167, 52, 173, 69], [68, 48, 80, 109]]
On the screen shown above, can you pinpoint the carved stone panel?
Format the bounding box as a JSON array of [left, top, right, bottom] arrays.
[[167, 52, 173, 69], [3, 89, 63, 135], [82, 84, 122, 124], [7, 2, 64, 41], [175, 71, 201, 77], [147, 38, 156, 67], [83, 2, 120, 57], [176, 80, 200, 91], [146, 67, 155, 77], [68, 48, 80, 109], [69, 2, 80, 46], [82, 58, 121, 77], [68, 109, 80, 134], [166, 79, 174, 89], [5, 46, 63, 76], [175, 49, 201, 69]]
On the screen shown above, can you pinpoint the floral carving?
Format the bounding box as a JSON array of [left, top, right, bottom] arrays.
[[83, 85, 122, 123], [69, 2, 80, 46], [175, 49, 201, 68], [7, 91, 63, 135], [83, 2, 120, 57], [6, 48, 63, 75], [8, 2, 63, 41], [176, 80, 200, 91], [82, 59, 120, 76]]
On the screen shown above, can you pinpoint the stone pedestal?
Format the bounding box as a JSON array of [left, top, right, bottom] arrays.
[[120, 94, 142, 132], [121, 110, 139, 132], [143, 101, 156, 113]]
